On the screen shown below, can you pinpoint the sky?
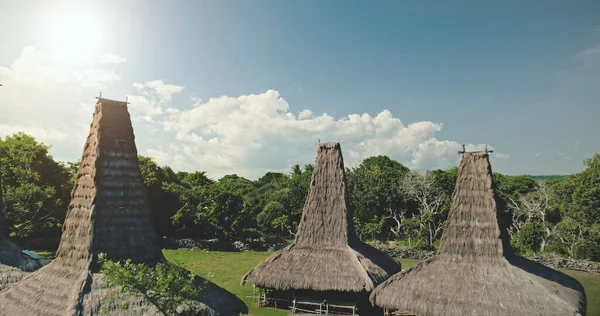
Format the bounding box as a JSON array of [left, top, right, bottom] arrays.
[[0, 0, 599, 179]]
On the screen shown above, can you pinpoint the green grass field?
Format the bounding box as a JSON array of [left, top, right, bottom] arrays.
[[163, 250, 600, 316]]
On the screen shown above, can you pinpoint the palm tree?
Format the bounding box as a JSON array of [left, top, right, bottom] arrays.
[[290, 164, 302, 176]]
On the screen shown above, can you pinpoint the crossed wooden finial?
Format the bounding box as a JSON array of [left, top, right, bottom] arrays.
[[458, 144, 494, 154], [315, 138, 346, 145], [95, 92, 102, 100]]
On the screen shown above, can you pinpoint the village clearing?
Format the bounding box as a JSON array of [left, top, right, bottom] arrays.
[[163, 250, 599, 316], [32, 249, 599, 315]]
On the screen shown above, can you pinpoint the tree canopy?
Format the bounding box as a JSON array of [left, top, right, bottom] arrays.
[[1, 132, 597, 261]]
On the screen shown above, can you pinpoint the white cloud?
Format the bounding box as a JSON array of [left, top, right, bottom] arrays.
[[494, 153, 510, 160], [573, 44, 600, 70], [0, 47, 503, 178], [298, 109, 312, 119], [127, 80, 185, 121], [152, 89, 495, 178], [0, 46, 121, 160], [0, 124, 69, 143], [575, 44, 600, 61]]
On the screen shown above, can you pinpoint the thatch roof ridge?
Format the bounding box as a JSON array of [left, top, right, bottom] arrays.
[[242, 142, 400, 292], [370, 152, 586, 316], [0, 98, 247, 315]]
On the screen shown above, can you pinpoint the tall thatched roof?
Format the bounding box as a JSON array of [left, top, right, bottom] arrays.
[[0, 161, 46, 291], [370, 152, 587, 316], [0, 98, 246, 315], [242, 142, 400, 292]]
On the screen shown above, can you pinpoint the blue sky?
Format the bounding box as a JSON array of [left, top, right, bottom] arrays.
[[0, 0, 599, 179]]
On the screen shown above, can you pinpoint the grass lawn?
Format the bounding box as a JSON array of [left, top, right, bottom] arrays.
[[561, 269, 600, 316], [163, 250, 600, 316]]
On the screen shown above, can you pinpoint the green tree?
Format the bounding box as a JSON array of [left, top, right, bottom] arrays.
[[554, 217, 585, 257], [494, 175, 538, 210], [429, 167, 458, 197], [546, 154, 600, 259], [400, 171, 448, 248], [566, 155, 600, 226], [177, 171, 213, 188], [290, 164, 302, 177], [288, 164, 312, 210], [99, 253, 207, 315], [0, 133, 71, 239], [138, 156, 186, 237], [346, 156, 410, 240], [507, 182, 559, 252], [257, 201, 292, 240], [511, 221, 545, 254]]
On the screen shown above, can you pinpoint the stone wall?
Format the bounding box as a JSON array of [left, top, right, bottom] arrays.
[[530, 256, 600, 275], [159, 238, 599, 275]]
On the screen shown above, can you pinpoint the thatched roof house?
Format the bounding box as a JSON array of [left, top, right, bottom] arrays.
[[0, 98, 246, 315], [370, 152, 586, 316], [0, 162, 46, 291], [242, 142, 400, 293]]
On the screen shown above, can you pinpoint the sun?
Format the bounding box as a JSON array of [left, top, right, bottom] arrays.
[[45, 10, 102, 63]]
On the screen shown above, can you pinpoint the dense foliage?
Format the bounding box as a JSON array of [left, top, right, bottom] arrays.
[[99, 253, 207, 315], [0, 133, 72, 239], [0, 132, 598, 261]]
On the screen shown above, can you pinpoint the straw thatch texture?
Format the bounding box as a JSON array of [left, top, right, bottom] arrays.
[[0, 99, 246, 316], [0, 264, 27, 292], [242, 142, 400, 292], [370, 152, 587, 316]]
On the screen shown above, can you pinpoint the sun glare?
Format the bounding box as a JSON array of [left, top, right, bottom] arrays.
[[45, 10, 102, 63]]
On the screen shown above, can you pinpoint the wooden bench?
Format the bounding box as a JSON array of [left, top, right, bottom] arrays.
[[324, 299, 358, 315], [290, 298, 359, 315], [290, 297, 327, 314]]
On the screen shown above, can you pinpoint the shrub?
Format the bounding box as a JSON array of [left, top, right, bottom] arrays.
[[573, 241, 600, 262], [411, 238, 430, 250], [511, 221, 544, 253], [98, 253, 208, 315], [544, 238, 568, 256]]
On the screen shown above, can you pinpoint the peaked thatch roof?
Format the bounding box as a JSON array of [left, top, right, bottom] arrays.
[[242, 142, 400, 292], [0, 162, 46, 291], [0, 98, 246, 315], [370, 152, 587, 316]]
